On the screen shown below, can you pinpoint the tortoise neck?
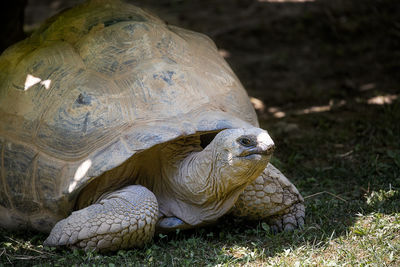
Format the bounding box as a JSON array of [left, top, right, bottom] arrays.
[[154, 137, 237, 226], [179, 146, 214, 198], [154, 136, 211, 203]]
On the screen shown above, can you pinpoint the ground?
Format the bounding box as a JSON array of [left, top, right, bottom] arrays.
[[1, 0, 400, 265]]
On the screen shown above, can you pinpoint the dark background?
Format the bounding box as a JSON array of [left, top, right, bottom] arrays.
[[2, 0, 400, 196], [3, 0, 399, 111], [1, 0, 400, 264], [1, 0, 400, 203]]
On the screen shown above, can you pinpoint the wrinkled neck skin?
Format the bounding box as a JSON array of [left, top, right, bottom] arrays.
[[152, 136, 268, 226], [77, 134, 269, 227]]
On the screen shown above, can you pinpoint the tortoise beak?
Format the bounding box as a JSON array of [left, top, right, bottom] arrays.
[[239, 143, 275, 157], [237, 129, 275, 158]]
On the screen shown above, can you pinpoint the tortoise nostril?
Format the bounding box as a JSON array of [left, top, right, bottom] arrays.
[[267, 145, 275, 154], [260, 143, 275, 155]]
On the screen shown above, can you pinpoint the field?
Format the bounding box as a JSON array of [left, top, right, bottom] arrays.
[[1, 0, 400, 266]]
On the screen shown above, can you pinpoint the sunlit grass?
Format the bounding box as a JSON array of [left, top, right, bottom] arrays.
[[1, 98, 399, 265], [1, 0, 399, 265]]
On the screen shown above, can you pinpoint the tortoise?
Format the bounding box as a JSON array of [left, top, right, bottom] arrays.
[[0, 0, 304, 251]]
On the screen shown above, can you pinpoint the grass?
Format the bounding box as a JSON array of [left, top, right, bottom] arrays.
[[1, 0, 400, 266], [1, 98, 399, 267]]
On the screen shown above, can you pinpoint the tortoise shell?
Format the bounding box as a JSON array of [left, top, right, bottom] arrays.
[[0, 0, 258, 231]]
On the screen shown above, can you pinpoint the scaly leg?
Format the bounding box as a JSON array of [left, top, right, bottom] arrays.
[[232, 163, 305, 232], [44, 185, 158, 251]]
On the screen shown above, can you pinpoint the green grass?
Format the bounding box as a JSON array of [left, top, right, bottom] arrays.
[[1, 101, 399, 266], [1, 0, 400, 266]]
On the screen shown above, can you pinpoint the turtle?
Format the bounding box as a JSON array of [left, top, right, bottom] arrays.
[[0, 0, 304, 252]]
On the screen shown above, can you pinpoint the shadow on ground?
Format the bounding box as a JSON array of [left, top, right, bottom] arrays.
[[0, 0, 399, 265]]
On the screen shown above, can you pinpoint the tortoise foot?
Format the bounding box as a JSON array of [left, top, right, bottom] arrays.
[[231, 163, 305, 232], [267, 202, 305, 233], [44, 185, 158, 251]]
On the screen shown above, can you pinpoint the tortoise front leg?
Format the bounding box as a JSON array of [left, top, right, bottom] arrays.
[[232, 163, 305, 232], [44, 185, 158, 251]]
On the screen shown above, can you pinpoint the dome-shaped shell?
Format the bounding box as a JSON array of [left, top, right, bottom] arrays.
[[0, 0, 257, 230]]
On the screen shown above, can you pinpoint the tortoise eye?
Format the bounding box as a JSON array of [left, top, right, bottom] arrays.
[[237, 137, 255, 147]]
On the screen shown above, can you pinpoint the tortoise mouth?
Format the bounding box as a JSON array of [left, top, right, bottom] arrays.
[[238, 145, 275, 157]]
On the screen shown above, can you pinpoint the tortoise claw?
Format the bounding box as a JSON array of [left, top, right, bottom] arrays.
[[266, 202, 305, 233]]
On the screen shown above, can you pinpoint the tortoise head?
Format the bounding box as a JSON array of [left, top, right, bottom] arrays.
[[207, 128, 274, 193], [157, 127, 274, 226]]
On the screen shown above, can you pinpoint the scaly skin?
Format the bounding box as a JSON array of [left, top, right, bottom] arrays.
[[44, 185, 158, 251], [232, 163, 305, 231], [43, 128, 296, 251]]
